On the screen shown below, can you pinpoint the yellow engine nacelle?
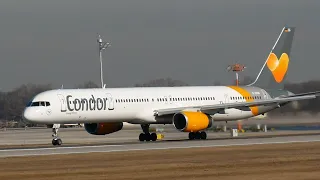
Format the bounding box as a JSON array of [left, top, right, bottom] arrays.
[[173, 111, 213, 132], [84, 122, 123, 135]]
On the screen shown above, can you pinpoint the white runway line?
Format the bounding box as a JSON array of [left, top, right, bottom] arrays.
[[1, 138, 320, 158], [0, 144, 123, 152]]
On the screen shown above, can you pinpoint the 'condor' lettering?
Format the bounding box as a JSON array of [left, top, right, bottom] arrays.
[[65, 95, 110, 112]]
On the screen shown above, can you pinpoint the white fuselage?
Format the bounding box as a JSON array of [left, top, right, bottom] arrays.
[[22, 86, 274, 125]]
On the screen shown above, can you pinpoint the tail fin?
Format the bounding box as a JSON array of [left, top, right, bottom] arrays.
[[247, 26, 295, 90]]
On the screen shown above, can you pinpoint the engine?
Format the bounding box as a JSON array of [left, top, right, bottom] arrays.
[[173, 111, 213, 132], [84, 122, 123, 135]]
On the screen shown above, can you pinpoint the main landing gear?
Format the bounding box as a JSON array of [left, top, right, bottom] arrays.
[[188, 131, 207, 140], [52, 124, 62, 146], [139, 124, 157, 142]]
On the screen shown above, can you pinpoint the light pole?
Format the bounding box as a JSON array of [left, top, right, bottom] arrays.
[[97, 34, 111, 88], [226, 63, 246, 86]]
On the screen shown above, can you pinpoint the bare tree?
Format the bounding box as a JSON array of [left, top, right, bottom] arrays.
[[1, 79, 320, 124], [75, 81, 99, 89]]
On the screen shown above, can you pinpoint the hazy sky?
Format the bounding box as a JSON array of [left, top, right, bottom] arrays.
[[0, 0, 319, 91]]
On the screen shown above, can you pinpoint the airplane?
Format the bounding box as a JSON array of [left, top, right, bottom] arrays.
[[22, 26, 320, 146]]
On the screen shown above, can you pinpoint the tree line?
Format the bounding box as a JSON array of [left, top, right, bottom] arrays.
[[0, 78, 319, 127]]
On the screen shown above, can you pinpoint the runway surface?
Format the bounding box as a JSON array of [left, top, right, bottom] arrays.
[[1, 134, 320, 158], [1, 125, 320, 146]]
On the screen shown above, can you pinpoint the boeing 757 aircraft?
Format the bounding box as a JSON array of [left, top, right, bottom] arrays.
[[22, 27, 320, 146]]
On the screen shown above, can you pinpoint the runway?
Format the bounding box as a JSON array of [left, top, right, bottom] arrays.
[[1, 134, 320, 158]]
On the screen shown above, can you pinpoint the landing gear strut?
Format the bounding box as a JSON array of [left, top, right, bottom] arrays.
[[188, 131, 207, 140], [139, 124, 157, 142], [52, 124, 62, 146]]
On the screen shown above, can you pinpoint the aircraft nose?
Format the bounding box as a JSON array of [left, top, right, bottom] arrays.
[[22, 108, 40, 123], [22, 108, 32, 122]]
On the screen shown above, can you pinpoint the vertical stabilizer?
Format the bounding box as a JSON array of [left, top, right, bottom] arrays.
[[247, 27, 295, 90]]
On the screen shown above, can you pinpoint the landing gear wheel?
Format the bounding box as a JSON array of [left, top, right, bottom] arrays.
[[195, 132, 201, 139], [189, 132, 195, 140], [139, 124, 158, 142], [52, 138, 62, 146], [139, 133, 145, 141], [139, 133, 156, 141], [57, 138, 62, 145], [189, 132, 207, 140], [151, 133, 157, 141], [200, 131, 207, 140], [52, 139, 56, 146], [145, 133, 151, 141]]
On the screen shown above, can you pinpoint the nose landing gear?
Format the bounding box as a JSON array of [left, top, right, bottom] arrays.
[[52, 124, 62, 146]]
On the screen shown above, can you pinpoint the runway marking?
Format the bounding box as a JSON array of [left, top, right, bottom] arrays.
[[0, 144, 123, 152], [1, 138, 320, 157]]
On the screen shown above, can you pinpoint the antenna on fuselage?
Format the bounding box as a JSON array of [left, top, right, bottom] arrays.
[[97, 34, 111, 89]]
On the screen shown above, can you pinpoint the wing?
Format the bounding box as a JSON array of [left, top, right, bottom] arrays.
[[153, 94, 317, 116]]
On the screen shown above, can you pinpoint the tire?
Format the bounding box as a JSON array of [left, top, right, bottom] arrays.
[[195, 132, 201, 139], [151, 133, 157, 141], [52, 139, 57, 146], [200, 131, 207, 140], [139, 133, 145, 141], [57, 139, 62, 145], [145, 133, 151, 141], [188, 132, 195, 140]]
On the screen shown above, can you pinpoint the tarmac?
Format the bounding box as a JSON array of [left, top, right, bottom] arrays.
[[0, 125, 320, 158], [1, 134, 320, 158], [1, 123, 320, 179]]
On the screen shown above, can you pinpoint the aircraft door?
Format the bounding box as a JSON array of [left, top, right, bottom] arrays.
[[164, 96, 168, 104], [224, 94, 229, 104], [106, 93, 114, 110], [57, 94, 67, 112], [168, 95, 172, 104], [261, 89, 268, 99]]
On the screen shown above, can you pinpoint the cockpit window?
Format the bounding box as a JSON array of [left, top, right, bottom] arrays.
[[31, 102, 40, 107], [28, 101, 51, 107], [26, 101, 33, 107]]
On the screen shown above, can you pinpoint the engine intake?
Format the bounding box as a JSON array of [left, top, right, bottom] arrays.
[[173, 111, 213, 132], [84, 122, 123, 135]]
